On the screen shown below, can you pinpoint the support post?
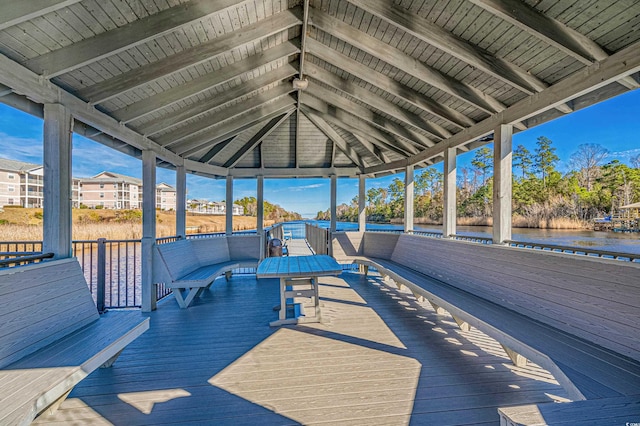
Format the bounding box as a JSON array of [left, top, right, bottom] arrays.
[[226, 175, 233, 236], [43, 103, 73, 259], [330, 174, 337, 233], [404, 165, 414, 233], [493, 124, 513, 244], [142, 150, 157, 312], [443, 147, 457, 238], [358, 174, 366, 232], [257, 176, 265, 259], [176, 165, 187, 239], [96, 238, 106, 313]]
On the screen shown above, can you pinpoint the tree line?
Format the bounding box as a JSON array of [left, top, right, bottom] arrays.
[[234, 197, 302, 222], [317, 137, 640, 228]]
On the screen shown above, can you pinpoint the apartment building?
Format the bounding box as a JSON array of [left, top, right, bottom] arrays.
[[0, 158, 80, 208], [79, 171, 143, 209], [156, 182, 177, 211], [187, 199, 243, 215]]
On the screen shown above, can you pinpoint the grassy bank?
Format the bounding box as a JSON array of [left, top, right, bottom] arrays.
[[0, 208, 274, 241]]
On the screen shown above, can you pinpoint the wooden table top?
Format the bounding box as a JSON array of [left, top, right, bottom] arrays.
[[256, 255, 342, 279]]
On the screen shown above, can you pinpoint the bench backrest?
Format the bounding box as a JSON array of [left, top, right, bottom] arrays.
[[156, 239, 198, 281], [388, 233, 640, 362], [331, 232, 364, 261], [191, 237, 231, 266], [226, 235, 261, 263], [0, 258, 99, 368], [362, 232, 400, 260]]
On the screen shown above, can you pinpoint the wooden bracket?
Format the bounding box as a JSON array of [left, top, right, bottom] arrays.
[[100, 349, 124, 368], [452, 315, 470, 332], [501, 344, 528, 367], [429, 302, 447, 315]]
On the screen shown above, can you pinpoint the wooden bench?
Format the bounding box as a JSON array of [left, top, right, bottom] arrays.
[[155, 235, 260, 308], [332, 232, 640, 420], [0, 258, 149, 426]]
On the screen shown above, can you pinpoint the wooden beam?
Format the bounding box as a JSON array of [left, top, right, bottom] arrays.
[[493, 124, 513, 244], [225, 176, 233, 236], [141, 149, 157, 312], [348, 0, 550, 95], [157, 84, 294, 147], [23, 0, 250, 77], [175, 97, 296, 156], [303, 110, 366, 169], [349, 133, 386, 164], [112, 41, 299, 123], [363, 40, 640, 175], [229, 167, 359, 178], [43, 103, 72, 259], [443, 147, 457, 238], [305, 82, 423, 153], [330, 174, 337, 233], [175, 165, 187, 239], [308, 7, 505, 115], [404, 164, 414, 233], [137, 64, 298, 136], [358, 175, 366, 232], [302, 91, 416, 156], [305, 62, 445, 141], [79, 8, 302, 104], [0, 0, 83, 31], [468, 0, 640, 90], [224, 111, 294, 168], [306, 37, 473, 130], [198, 137, 235, 164]]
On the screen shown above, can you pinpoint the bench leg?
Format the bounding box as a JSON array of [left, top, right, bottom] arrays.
[[501, 344, 528, 367], [173, 287, 204, 308], [40, 389, 72, 418], [100, 349, 125, 368], [225, 270, 233, 281], [429, 302, 447, 315], [452, 315, 471, 332]]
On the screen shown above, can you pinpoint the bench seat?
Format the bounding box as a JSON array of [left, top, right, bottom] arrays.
[[0, 258, 149, 425], [155, 235, 261, 308]]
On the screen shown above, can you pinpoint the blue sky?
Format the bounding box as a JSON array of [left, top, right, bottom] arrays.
[[1, 90, 639, 218]]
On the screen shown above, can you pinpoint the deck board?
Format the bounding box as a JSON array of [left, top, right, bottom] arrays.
[[34, 272, 570, 425]]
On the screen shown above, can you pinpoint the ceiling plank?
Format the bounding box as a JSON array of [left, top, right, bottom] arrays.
[[79, 8, 302, 104], [348, 0, 548, 95], [136, 64, 298, 136], [308, 7, 505, 115], [23, 0, 250, 77], [363, 40, 640, 175], [157, 84, 294, 146], [280, 110, 366, 169], [224, 111, 294, 168], [111, 41, 299, 123], [468, 0, 640, 90], [0, 0, 83, 31], [305, 62, 444, 142], [175, 97, 296, 156], [306, 81, 423, 153], [307, 37, 473, 130]]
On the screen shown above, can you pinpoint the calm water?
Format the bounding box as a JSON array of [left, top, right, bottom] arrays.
[[281, 220, 640, 255]]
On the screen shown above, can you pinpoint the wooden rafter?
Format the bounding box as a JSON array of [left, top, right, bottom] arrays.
[[0, 0, 83, 31]]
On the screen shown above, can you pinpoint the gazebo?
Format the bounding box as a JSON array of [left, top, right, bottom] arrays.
[[1, 1, 640, 424]]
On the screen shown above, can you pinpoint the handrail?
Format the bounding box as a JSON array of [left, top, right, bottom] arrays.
[[0, 252, 54, 267], [505, 239, 640, 262]]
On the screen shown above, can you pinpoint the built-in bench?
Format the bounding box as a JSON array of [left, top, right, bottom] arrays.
[[332, 231, 640, 421], [0, 258, 149, 426], [155, 235, 261, 308]]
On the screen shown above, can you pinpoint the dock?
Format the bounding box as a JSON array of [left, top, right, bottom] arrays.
[[34, 270, 568, 425]]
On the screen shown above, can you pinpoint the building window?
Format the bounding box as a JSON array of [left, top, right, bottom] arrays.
[[99, 183, 104, 189], [99, 193, 104, 198], [113, 183, 117, 188], [8, 174, 15, 179], [8, 185, 15, 192]]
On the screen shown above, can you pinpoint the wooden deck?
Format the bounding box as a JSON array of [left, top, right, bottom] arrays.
[[285, 239, 314, 256], [34, 271, 569, 425]]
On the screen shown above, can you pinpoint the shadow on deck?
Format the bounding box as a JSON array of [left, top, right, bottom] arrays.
[[34, 271, 569, 425]]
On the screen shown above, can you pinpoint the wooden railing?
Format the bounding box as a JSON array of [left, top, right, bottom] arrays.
[[306, 223, 329, 255]]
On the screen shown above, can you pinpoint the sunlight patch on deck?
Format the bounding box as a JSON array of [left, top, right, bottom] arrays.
[[117, 389, 191, 414]]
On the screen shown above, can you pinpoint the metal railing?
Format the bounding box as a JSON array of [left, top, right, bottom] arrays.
[[0, 251, 54, 267], [306, 223, 329, 255], [506, 239, 640, 262]]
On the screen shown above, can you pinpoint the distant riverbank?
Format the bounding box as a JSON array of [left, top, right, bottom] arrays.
[[0, 207, 272, 240], [389, 216, 588, 230]]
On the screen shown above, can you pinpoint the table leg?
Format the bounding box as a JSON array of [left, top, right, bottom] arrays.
[[279, 277, 287, 321]]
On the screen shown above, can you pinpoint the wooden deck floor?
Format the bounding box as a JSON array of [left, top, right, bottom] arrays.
[[285, 239, 314, 256], [34, 271, 569, 425]]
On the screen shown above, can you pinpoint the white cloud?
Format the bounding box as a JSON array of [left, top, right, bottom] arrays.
[[287, 183, 324, 191], [608, 148, 640, 161], [0, 133, 43, 162]]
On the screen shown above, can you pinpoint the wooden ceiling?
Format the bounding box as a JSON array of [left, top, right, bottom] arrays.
[[0, 0, 638, 178]]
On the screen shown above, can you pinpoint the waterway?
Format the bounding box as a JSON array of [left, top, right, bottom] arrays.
[[281, 220, 640, 255]]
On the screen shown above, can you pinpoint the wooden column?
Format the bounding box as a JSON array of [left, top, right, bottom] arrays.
[[330, 174, 337, 233], [43, 104, 73, 259], [358, 174, 366, 232], [493, 124, 513, 244], [142, 149, 157, 312], [176, 165, 186, 239], [404, 165, 414, 233], [443, 147, 457, 237], [225, 175, 233, 236], [257, 176, 265, 259]]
